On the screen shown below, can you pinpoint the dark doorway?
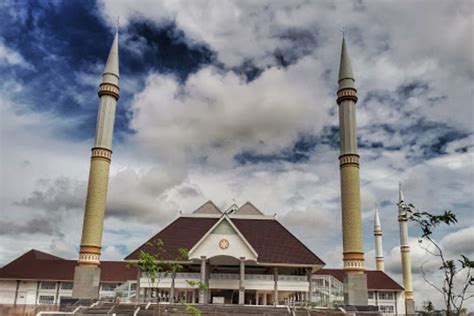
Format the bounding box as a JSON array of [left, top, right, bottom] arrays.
[[245, 290, 257, 305]]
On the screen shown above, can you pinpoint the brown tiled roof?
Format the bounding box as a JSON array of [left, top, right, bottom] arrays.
[[126, 217, 324, 266], [125, 217, 219, 261], [101, 261, 138, 282], [232, 219, 324, 265], [0, 250, 137, 282], [314, 268, 403, 290], [1, 250, 401, 291]]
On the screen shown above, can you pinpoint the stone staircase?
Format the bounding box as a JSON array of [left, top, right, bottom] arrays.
[[72, 303, 381, 316]]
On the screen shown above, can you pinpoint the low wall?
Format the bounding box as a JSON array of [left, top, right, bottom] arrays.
[[0, 304, 58, 316]]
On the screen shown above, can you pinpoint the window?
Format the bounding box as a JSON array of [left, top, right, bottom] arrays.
[[60, 282, 73, 290], [40, 282, 56, 290], [368, 291, 374, 299], [59, 296, 71, 303], [38, 295, 55, 305], [101, 283, 117, 291], [380, 305, 395, 314], [379, 291, 394, 300]]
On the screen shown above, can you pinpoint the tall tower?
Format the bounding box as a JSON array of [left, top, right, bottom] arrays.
[[373, 205, 384, 271], [72, 31, 120, 299], [336, 36, 368, 305], [398, 182, 415, 314]]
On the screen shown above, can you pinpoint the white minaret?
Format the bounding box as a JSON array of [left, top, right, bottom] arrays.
[[373, 204, 384, 271], [398, 182, 415, 314], [72, 31, 120, 299]]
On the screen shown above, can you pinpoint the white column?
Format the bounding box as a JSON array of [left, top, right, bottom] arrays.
[[199, 256, 206, 304], [307, 269, 312, 303], [35, 281, 40, 305], [136, 270, 141, 301], [273, 268, 278, 306], [55, 281, 60, 305], [170, 271, 176, 303], [239, 257, 245, 305], [14, 280, 19, 305]]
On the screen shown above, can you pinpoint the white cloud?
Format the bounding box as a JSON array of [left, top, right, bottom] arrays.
[[0, 39, 33, 69], [129, 61, 331, 165], [441, 226, 474, 258]]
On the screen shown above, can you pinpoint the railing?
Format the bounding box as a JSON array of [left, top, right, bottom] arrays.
[[278, 275, 307, 282], [175, 273, 200, 280], [146, 273, 200, 280], [209, 274, 307, 282], [245, 274, 274, 281], [210, 273, 239, 280]]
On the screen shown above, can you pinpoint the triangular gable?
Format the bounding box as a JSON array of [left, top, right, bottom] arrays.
[[193, 200, 222, 214], [189, 215, 258, 261], [234, 201, 264, 215]]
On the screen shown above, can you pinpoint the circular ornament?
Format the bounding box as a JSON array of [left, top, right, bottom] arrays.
[[218, 239, 229, 250]]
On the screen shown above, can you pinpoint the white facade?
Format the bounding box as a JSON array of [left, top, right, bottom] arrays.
[[0, 280, 120, 306], [368, 290, 406, 314], [310, 275, 405, 313]]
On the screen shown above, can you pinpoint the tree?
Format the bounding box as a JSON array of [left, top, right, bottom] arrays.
[[130, 239, 189, 301], [401, 203, 473, 316], [422, 300, 434, 314], [128, 239, 205, 315]]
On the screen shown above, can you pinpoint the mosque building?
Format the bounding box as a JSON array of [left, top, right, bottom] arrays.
[[0, 31, 414, 314], [0, 201, 405, 313]]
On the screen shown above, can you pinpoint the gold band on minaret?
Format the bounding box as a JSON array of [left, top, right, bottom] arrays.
[[98, 82, 120, 100]]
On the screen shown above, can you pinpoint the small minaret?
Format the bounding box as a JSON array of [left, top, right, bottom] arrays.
[[398, 182, 415, 314], [72, 31, 120, 299], [373, 205, 384, 271], [336, 36, 368, 304]]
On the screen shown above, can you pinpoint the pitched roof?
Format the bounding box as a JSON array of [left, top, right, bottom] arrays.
[[314, 269, 403, 291], [232, 219, 324, 265], [126, 217, 324, 266], [0, 249, 136, 282], [125, 217, 219, 260]]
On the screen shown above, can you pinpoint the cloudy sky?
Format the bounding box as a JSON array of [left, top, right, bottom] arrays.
[[0, 0, 473, 309]]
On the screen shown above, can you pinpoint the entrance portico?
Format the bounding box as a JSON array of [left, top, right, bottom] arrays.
[[138, 254, 311, 306]]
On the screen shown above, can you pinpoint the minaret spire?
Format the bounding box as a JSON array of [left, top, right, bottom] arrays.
[[338, 36, 355, 89], [398, 181, 416, 314], [373, 204, 384, 271], [336, 35, 368, 304], [102, 30, 119, 84], [73, 31, 120, 299], [399, 180, 405, 204]]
